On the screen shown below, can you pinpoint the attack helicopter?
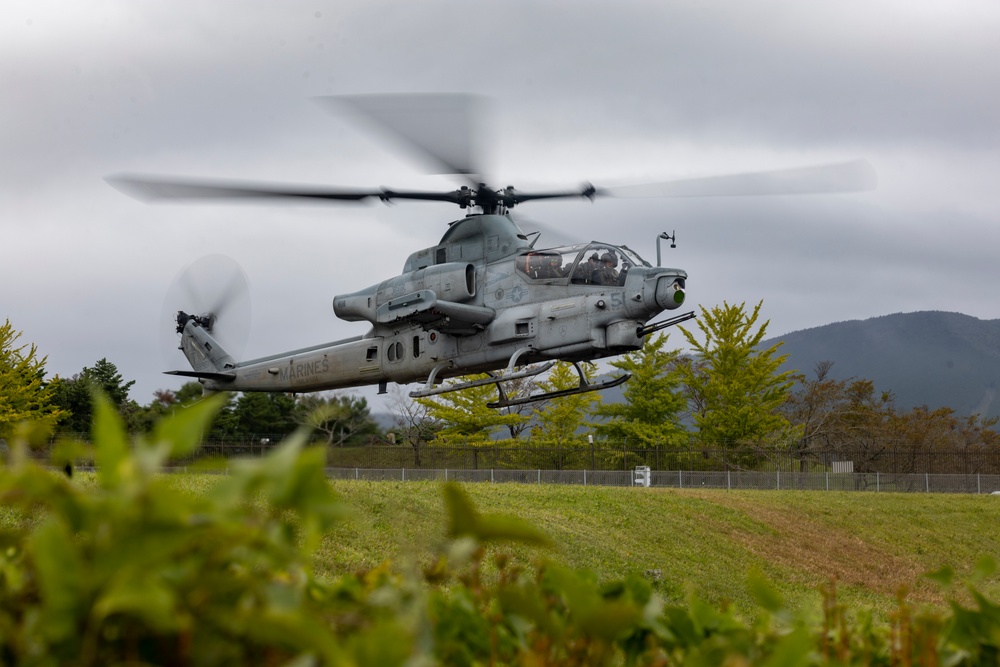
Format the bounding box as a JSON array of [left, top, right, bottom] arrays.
[[108, 94, 876, 408]]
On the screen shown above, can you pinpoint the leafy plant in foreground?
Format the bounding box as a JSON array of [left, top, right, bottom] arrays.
[[1, 395, 1000, 665]]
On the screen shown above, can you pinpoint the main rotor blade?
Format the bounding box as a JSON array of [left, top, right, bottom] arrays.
[[106, 175, 382, 204], [316, 93, 487, 184], [598, 159, 877, 198]]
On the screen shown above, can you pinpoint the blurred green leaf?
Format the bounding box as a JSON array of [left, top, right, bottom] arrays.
[[93, 575, 180, 633], [151, 392, 230, 460], [971, 556, 997, 585], [926, 564, 956, 589], [747, 568, 785, 614], [760, 627, 814, 667], [443, 483, 551, 547], [92, 390, 130, 488], [28, 519, 85, 643]]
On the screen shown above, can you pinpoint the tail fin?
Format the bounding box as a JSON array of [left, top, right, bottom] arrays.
[[170, 312, 237, 382]]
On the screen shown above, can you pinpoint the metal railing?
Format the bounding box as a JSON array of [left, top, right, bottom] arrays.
[[322, 467, 1000, 494], [38, 438, 1000, 476]]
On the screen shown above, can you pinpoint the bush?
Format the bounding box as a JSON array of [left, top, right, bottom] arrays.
[[1, 394, 999, 665]]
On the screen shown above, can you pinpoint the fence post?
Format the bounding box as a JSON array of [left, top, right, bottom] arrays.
[[491, 468, 494, 483], [777, 469, 780, 491], [925, 472, 929, 493], [727, 470, 731, 491], [876, 472, 880, 492], [537, 469, 541, 484], [826, 471, 829, 491], [355, 467, 358, 480], [978, 473, 981, 494], [402, 468, 405, 482], [679, 470, 683, 489], [584, 469, 587, 486], [445, 468, 448, 482]]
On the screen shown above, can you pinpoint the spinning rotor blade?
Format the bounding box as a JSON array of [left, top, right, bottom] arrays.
[[317, 93, 488, 183], [108, 93, 877, 216], [106, 174, 381, 204], [107, 174, 486, 207], [161, 254, 251, 367], [598, 159, 877, 198]]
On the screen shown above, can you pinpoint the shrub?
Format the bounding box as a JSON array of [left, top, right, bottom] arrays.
[[1, 394, 999, 665]]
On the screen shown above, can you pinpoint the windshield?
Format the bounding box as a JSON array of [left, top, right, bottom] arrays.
[[515, 242, 649, 286]]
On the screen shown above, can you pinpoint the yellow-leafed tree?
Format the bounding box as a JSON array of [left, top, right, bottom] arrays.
[[0, 319, 65, 440]]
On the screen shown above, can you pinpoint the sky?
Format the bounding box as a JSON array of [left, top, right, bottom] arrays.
[[3, 0, 999, 409]]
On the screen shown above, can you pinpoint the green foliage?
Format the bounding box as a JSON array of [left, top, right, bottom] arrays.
[[529, 362, 598, 447], [593, 333, 689, 448], [233, 390, 297, 437], [0, 392, 347, 664], [679, 301, 797, 448], [5, 402, 1000, 664], [0, 319, 64, 440], [49, 358, 136, 434], [295, 392, 380, 446], [417, 374, 527, 444]]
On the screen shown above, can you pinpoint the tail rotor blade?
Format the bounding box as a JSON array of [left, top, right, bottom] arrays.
[[162, 254, 251, 369]]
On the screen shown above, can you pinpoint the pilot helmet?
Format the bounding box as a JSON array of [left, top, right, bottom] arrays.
[[601, 252, 617, 267], [589, 253, 600, 262]]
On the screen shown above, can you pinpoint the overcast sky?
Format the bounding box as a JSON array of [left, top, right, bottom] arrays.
[[3, 0, 999, 408]]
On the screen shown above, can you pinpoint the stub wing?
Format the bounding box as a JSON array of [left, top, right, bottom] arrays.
[[165, 369, 237, 382], [374, 289, 495, 333]]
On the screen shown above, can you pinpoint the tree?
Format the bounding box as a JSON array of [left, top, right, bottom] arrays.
[[529, 362, 599, 448], [388, 386, 443, 465], [295, 392, 379, 446], [782, 364, 1000, 473], [593, 334, 688, 448], [678, 301, 796, 449], [494, 372, 542, 439], [0, 319, 65, 440], [233, 392, 297, 438], [83, 358, 135, 406], [49, 358, 137, 434], [417, 375, 528, 445], [782, 361, 848, 451]]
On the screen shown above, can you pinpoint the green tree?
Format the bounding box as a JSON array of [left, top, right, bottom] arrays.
[[233, 391, 297, 437], [131, 383, 236, 438], [417, 375, 527, 445], [593, 334, 688, 448], [49, 358, 137, 434], [0, 319, 65, 439], [678, 301, 796, 449], [529, 362, 599, 447], [295, 392, 380, 446]]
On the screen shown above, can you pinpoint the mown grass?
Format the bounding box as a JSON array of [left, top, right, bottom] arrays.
[[319, 481, 1000, 618], [12, 473, 1000, 620]]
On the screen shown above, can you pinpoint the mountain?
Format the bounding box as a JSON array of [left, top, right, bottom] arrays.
[[765, 311, 1000, 420]]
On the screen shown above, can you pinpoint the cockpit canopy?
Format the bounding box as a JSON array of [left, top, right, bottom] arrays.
[[515, 243, 650, 286]]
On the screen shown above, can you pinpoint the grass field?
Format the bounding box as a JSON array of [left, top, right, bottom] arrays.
[[317, 481, 1000, 618], [7, 472, 999, 621]]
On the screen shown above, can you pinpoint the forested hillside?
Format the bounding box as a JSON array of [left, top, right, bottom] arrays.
[[767, 311, 1000, 420]]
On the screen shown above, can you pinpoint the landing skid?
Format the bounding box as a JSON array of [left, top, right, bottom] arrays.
[[488, 362, 630, 409], [409, 346, 556, 400]]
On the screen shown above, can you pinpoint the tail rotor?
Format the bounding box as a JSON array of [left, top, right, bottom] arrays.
[[161, 254, 251, 371]]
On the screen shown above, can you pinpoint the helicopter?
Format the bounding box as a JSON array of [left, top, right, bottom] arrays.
[[108, 94, 876, 408]]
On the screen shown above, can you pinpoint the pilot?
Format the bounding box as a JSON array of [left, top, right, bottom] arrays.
[[572, 252, 601, 283], [537, 255, 563, 279], [594, 252, 619, 285]]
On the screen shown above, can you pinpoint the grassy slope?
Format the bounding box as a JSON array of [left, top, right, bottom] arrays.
[[320, 482, 1000, 618]]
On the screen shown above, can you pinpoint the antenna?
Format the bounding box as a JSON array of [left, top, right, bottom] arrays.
[[656, 231, 676, 266]]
